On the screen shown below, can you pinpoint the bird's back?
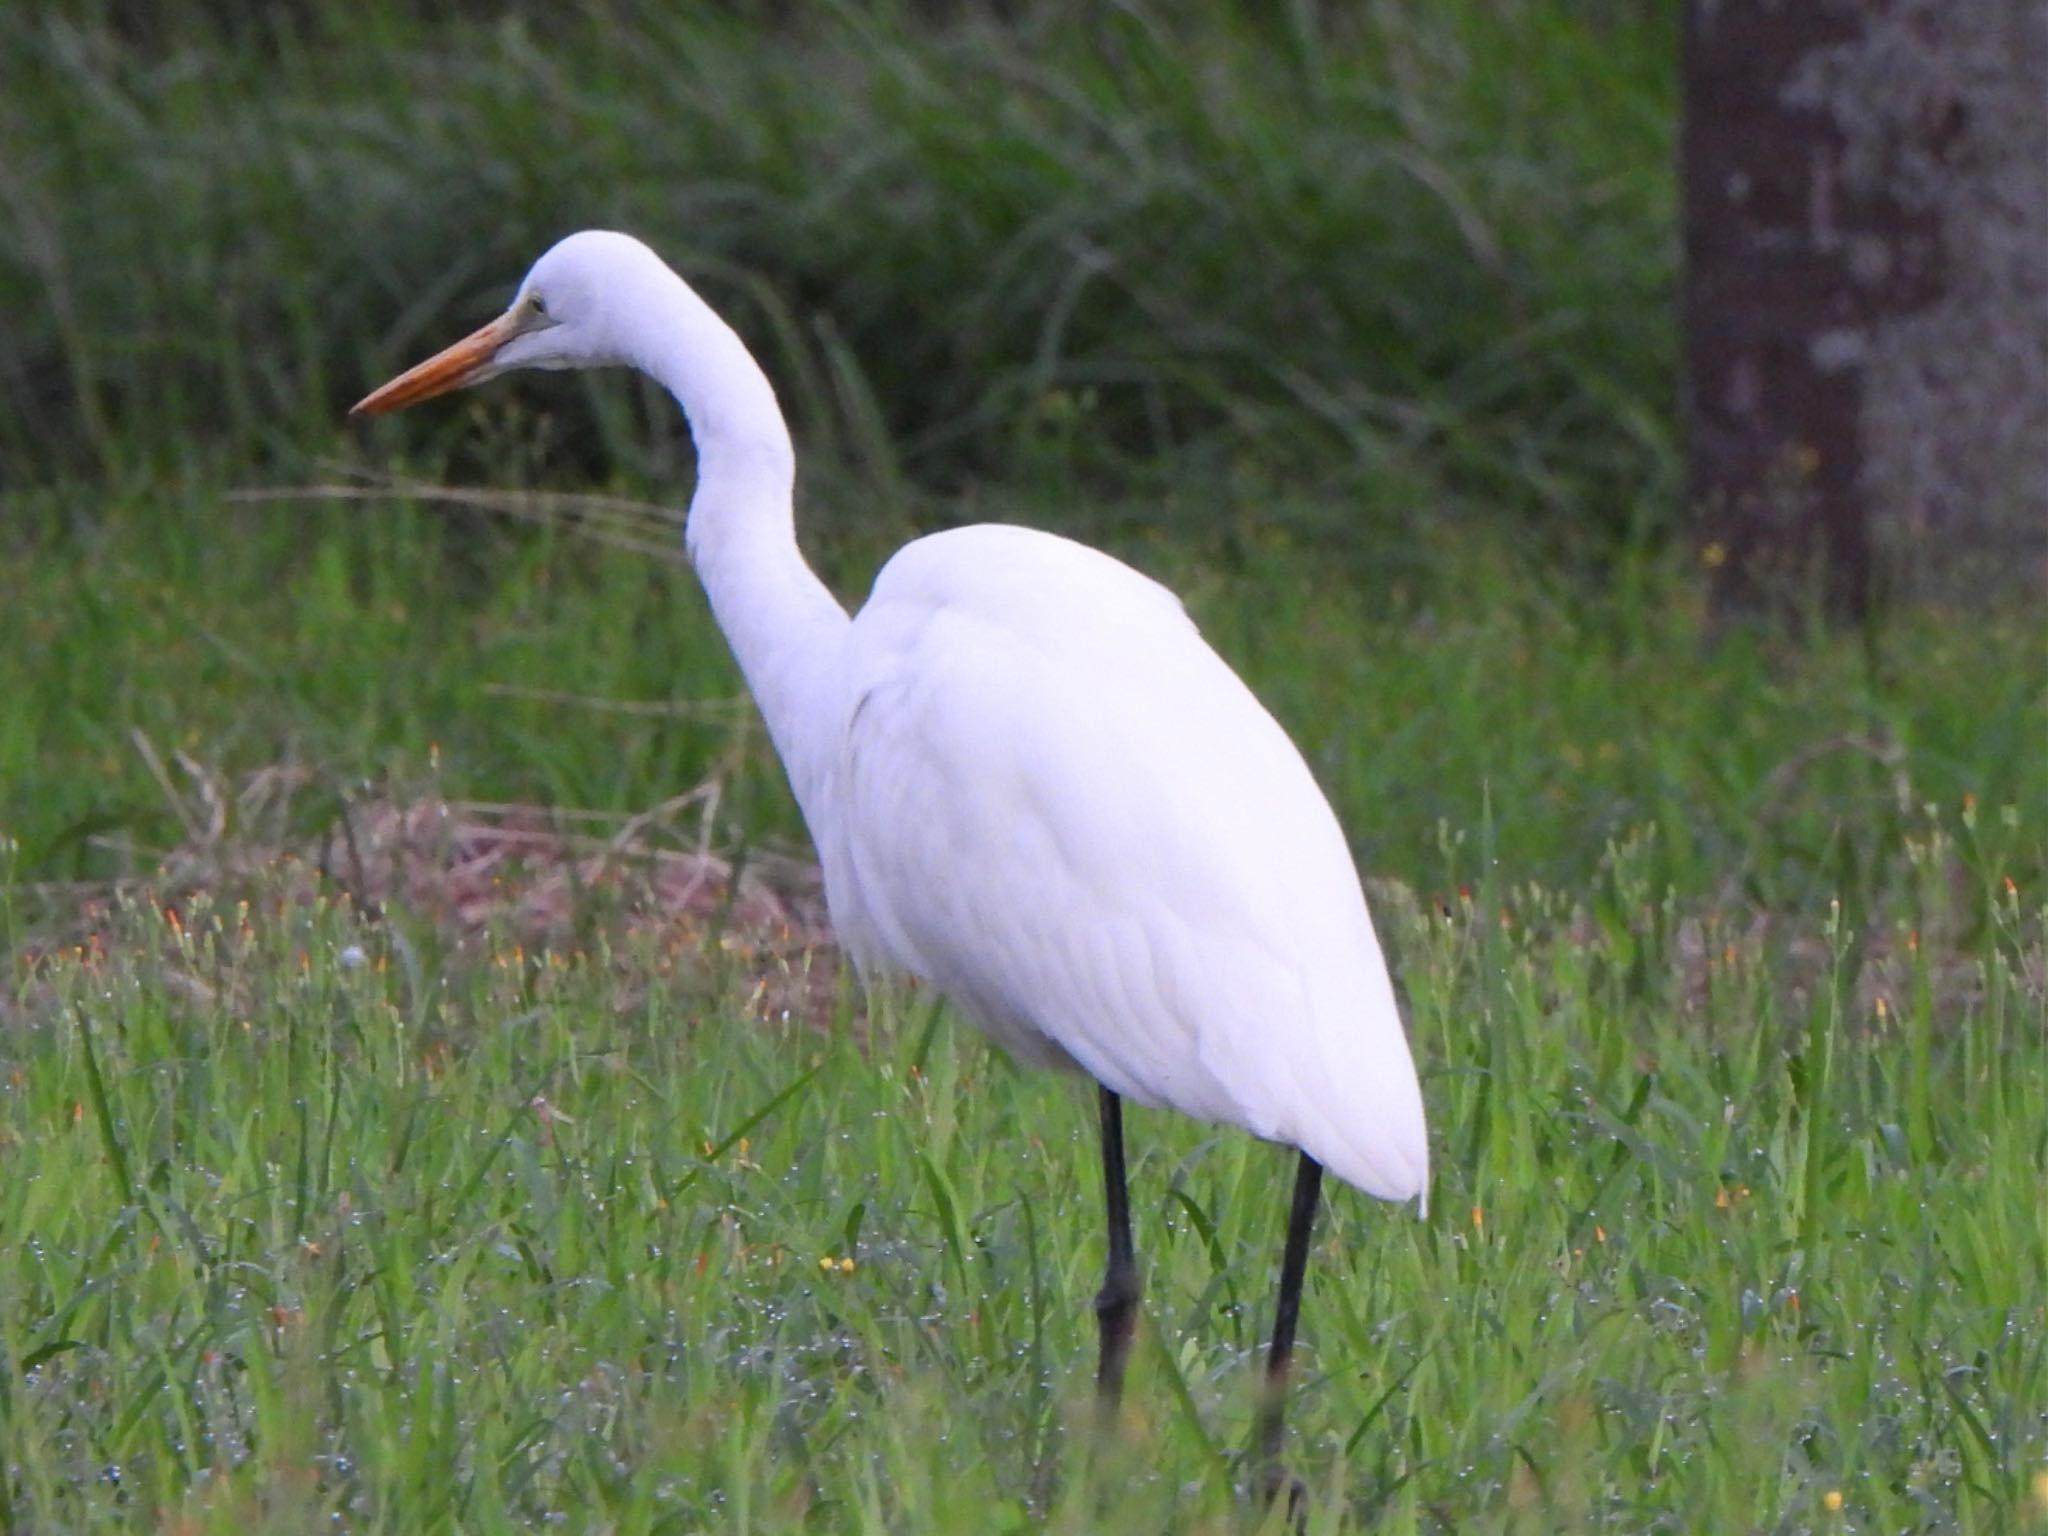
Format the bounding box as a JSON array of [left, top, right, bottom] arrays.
[[819, 524, 1427, 1204]]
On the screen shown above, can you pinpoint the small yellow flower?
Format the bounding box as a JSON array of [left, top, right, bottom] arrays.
[[839, 1257, 856, 1275], [1700, 541, 1727, 570], [1823, 1489, 1843, 1512]]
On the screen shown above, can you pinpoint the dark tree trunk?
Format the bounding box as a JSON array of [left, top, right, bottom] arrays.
[[1682, 0, 2048, 615]]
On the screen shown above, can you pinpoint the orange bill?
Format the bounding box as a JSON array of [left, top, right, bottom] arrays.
[[351, 310, 525, 416]]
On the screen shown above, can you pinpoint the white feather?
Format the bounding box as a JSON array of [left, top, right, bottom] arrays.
[[356, 230, 1429, 1212], [822, 524, 1427, 1202]]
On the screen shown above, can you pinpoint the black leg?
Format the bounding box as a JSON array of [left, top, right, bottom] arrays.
[[1256, 1151, 1325, 1508], [1094, 1086, 1142, 1406]]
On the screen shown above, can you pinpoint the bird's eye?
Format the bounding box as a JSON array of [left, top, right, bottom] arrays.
[[526, 293, 548, 317]]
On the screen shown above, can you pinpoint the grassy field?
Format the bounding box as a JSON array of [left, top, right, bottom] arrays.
[[3, 807, 2042, 1532], [4, 1, 2047, 1532]]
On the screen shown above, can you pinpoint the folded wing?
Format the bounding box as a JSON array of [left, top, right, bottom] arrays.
[[818, 526, 1428, 1204]]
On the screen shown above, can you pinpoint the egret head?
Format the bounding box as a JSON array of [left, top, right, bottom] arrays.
[[350, 230, 661, 415]]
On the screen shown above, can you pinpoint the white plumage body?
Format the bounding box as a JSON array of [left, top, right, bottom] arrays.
[[353, 229, 1428, 1211], [819, 524, 1427, 1203]]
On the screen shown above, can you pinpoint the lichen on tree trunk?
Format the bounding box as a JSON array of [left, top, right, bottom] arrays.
[[1682, 0, 2047, 613]]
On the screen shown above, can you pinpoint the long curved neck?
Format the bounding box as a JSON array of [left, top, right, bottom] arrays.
[[624, 273, 851, 822]]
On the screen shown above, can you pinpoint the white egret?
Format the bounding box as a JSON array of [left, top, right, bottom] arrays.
[[353, 230, 1428, 1489]]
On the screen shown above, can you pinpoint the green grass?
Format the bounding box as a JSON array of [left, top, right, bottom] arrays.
[[7, 485, 2039, 1529], [2, 824, 2041, 1532], [5, 481, 2042, 917], [1, 0, 1676, 544]]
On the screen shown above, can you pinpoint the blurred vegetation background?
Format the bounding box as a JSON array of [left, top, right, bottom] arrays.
[[0, 0, 2039, 915], [2, 0, 1676, 533]]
